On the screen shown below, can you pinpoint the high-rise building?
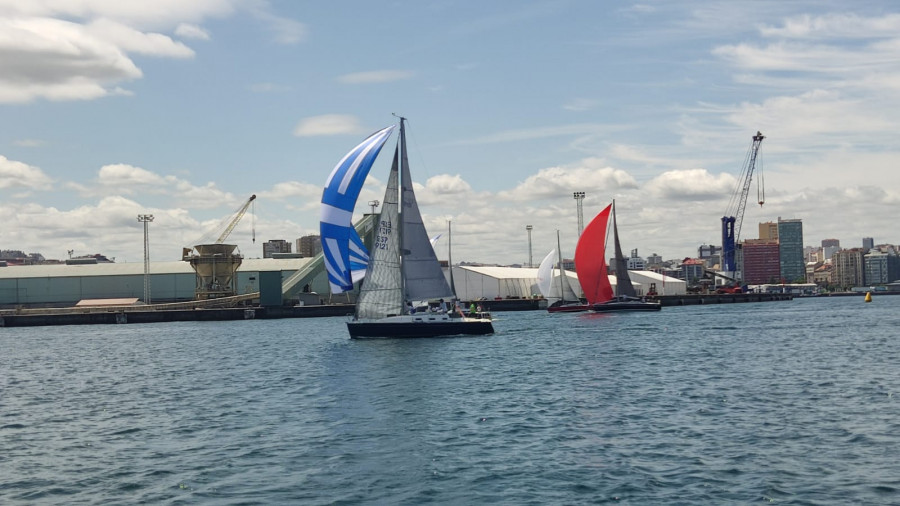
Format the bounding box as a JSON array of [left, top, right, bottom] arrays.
[[821, 238, 841, 263], [832, 248, 866, 289], [626, 249, 645, 270], [698, 244, 719, 259], [742, 240, 781, 284], [263, 239, 291, 258], [297, 234, 322, 258], [863, 237, 875, 251], [777, 218, 805, 282], [759, 221, 779, 241], [864, 250, 900, 284]]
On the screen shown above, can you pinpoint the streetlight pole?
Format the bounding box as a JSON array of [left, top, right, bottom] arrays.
[[573, 192, 585, 237], [526, 225, 533, 267], [137, 214, 154, 304]]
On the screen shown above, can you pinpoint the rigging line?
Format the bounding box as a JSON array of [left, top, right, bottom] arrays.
[[757, 150, 765, 206], [400, 117, 437, 182]]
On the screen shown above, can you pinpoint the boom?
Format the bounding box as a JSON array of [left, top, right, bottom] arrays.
[[721, 132, 764, 275], [217, 194, 257, 244]]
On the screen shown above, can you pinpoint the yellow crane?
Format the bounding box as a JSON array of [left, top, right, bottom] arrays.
[[215, 194, 256, 244], [183, 194, 257, 259], [183, 194, 258, 300]]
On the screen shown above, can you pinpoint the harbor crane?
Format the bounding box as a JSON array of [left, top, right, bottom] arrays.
[[183, 194, 257, 300], [721, 131, 765, 278], [215, 194, 257, 244], [183, 194, 257, 259]]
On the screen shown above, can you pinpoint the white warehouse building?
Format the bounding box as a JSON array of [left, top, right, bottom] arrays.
[[449, 266, 685, 301]]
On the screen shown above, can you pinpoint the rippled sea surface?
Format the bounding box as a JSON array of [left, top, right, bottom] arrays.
[[3, 296, 900, 504]]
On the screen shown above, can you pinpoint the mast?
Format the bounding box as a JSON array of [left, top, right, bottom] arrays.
[[398, 116, 407, 309], [556, 230, 564, 300], [448, 219, 457, 297], [611, 200, 637, 298]]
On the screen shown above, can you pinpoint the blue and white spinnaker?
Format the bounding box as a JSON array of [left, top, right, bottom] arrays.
[[320, 125, 395, 293]]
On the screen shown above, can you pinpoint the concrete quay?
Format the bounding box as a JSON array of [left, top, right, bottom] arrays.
[[0, 293, 795, 327]]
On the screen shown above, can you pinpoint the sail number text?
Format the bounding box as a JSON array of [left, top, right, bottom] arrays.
[[375, 220, 392, 249]]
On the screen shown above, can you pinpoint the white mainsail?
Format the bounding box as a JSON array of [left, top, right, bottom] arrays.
[[398, 120, 454, 303], [554, 269, 580, 303]]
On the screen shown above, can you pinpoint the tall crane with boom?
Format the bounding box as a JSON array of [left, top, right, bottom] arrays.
[[215, 194, 256, 244], [721, 131, 765, 279], [183, 194, 258, 300]]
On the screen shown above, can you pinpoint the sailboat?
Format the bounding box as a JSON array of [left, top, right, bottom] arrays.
[[322, 117, 494, 338], [586, 200, 661, 312], [544, 231, 589, 313]]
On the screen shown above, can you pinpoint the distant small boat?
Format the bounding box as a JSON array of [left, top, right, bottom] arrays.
[[578, 200, 661, 313]]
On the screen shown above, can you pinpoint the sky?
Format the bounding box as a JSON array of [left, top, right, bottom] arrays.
[[2, 0, 899, 267]]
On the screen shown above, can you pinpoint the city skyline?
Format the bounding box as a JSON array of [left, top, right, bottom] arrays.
[[2, 1, 900, 265]]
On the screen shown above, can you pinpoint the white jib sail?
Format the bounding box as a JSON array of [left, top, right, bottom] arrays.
[[536, 249, 556, 299], [355, 146, 404, 319]]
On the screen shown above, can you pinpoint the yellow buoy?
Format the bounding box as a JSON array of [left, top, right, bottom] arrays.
[[865, 292, 872, 303]]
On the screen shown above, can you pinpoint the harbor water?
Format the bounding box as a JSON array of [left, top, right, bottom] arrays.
[[2, 296, 899, 504]]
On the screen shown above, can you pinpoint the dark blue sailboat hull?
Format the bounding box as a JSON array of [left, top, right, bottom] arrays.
[[590, 300, 662, 312], [348, 320, 494, 339]]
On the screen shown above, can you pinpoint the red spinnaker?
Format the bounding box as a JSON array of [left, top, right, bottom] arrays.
[[574, 204, 614, 304]]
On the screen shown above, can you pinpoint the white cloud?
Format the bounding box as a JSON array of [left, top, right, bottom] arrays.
[[0, 0, 237, 30], [13, 139, 46, 147], [87, 18, 194, 57], [623, 4, 656, 15], [173, 180, 237, 210], [84, 163, 235, 210], [0, 155, 53, 190], [644, 168, 736, 201], [0, 0, 303, 102], [563, 98, 600, 112], [448, 123, 615, 146], [293, 114, 365, 137], [175, 23, 210, 40], [0, 17, 142, 103], [414, 174, 478, 207], [261, 181, 322, 200], [97, 163, 170, 190], [727, 90, 893, 142], [248, 6, 306, 44], [337, 70, 415, 84], [760, 13, 900, 40], [497, 158, 639, 202], [249, 82, 291, 93], [259, 181, 323, 213]]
